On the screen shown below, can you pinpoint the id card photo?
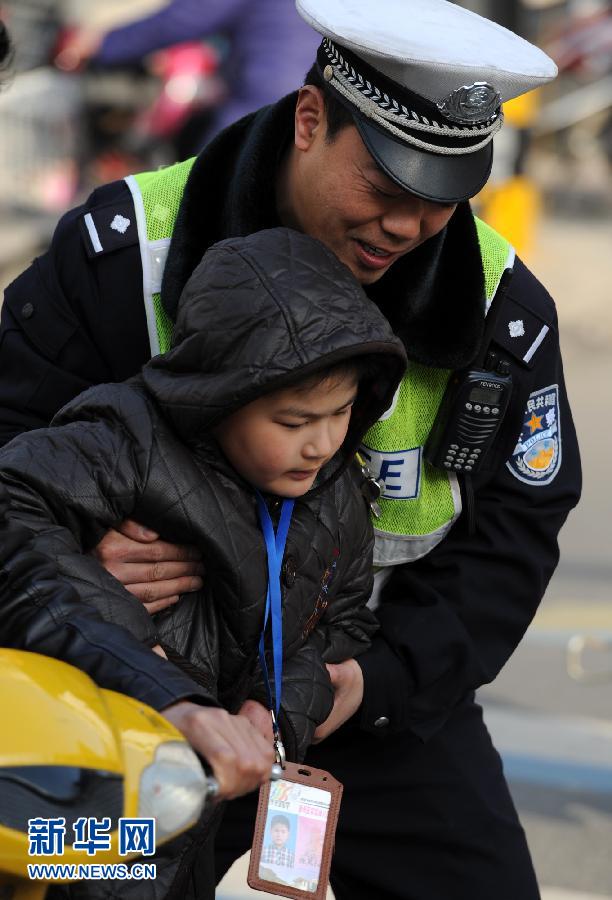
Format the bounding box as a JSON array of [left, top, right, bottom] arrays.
[[258, 777, 330, 893]]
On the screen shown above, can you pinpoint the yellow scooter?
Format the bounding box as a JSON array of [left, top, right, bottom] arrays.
[[0, 648, 215, 900]]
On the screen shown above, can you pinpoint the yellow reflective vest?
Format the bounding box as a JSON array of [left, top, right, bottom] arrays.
[[125, 161, 514, 571]]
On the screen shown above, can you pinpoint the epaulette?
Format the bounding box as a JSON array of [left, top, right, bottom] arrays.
[[78, 198, 139, 259], [490, 258, 555, 369]]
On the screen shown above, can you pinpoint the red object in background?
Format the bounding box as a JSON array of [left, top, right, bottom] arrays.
[[49, 28, 227, 192], [53, 25, 88, 72], [136, 41, 225, 139]]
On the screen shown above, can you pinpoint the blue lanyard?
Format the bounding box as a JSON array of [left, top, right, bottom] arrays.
[[256, 493, 294, 748]]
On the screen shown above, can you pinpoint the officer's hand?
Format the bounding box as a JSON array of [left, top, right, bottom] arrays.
[[312, 659, 364, 743], [238, 699, 274, 744], [92, 519, 204, 613], [162, 701, 276, 800]]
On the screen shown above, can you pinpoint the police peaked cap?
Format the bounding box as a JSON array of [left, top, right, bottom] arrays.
[[296, 0, 557, 203]]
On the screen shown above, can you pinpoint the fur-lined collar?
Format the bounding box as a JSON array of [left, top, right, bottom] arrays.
[[161, 92, 486, 370]]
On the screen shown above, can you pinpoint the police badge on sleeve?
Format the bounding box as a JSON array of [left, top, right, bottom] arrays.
[[507, 384, 561, 486]]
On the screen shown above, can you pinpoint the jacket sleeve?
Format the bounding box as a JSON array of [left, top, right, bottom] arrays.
[[0, 486, 212, 710], [356, 266, 581, 741], [263, 476, 379, 762], [318, 475, 378, 664], [0, 181, 149, 448], [276, 634, 335, 763], [0, 392, 215, 710]]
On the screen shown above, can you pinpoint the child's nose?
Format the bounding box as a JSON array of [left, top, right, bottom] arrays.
[[303, 425, 333, 459]]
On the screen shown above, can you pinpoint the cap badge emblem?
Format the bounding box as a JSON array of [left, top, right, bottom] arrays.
[[437, 82, 501, 124]]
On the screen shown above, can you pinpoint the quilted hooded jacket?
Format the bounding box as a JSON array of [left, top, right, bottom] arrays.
[[0, 227, 406, 762]]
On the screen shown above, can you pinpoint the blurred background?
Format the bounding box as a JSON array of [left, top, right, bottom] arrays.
[[0, 1, 610, 898]]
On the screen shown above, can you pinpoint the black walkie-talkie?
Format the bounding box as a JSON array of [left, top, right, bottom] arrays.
[[424, 358, 512, 474], [425, 267, 515, 476]]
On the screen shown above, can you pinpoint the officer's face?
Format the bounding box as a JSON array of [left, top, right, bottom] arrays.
[[281, 87, 457, 286]]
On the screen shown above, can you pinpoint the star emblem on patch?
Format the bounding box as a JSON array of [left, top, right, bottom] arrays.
[[507, 384, 561, 486], [508, 319, 525, 338], [110, 214, 131, 234], [526, 412, 543, 434]]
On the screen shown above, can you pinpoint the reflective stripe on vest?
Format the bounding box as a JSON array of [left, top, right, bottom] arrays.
[[126, 164, 514, 566], [125, 158, 196, 356]]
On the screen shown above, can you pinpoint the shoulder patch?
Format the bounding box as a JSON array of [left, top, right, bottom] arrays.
[[492, 295, 551, 368], [79, 200, 139, 259], [506, 384, 561, 486]]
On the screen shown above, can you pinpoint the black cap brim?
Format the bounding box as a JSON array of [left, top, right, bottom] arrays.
[[355, 117, 493, 204]]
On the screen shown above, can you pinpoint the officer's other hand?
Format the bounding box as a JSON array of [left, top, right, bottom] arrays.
[[312, 659, 364, 743], [238, 699, 274, 744], [162, 701, 276, 800], [91, 519, 204, 613]]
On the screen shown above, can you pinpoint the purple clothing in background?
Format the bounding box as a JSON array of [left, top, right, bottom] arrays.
[[95, 0, 319, 136]]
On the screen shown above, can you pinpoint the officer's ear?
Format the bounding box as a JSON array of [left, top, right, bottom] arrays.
[[294, 86, 326, 150]]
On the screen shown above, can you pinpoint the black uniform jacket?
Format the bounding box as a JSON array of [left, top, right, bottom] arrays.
[[0, 228, 406, 761], [0, 93, 581, 742]]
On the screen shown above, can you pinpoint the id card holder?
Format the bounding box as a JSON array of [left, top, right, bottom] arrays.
[[248, 761, 343, 899]]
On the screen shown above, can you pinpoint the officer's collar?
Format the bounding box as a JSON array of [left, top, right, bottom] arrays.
[[161, 92, 486, 370]]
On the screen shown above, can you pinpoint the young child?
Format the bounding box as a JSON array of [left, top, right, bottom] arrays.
[[0, 227, 405, 898], [262, 815, 294, 868]]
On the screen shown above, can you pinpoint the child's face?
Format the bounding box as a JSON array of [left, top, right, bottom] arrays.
[[214, 373, 358, 497], [271, 822, 290, 847]]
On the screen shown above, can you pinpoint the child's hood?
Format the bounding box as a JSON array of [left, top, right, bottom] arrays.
[[142, 228, 407, 459]]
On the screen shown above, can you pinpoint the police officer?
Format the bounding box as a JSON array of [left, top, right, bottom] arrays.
[[0, 1, 580, 897]]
